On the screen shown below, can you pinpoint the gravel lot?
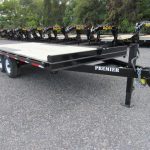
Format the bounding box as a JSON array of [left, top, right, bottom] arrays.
[[0, 40, 150, 150]]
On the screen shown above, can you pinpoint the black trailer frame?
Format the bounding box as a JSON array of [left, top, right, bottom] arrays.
[[69, 44, 150, 108], [67, 44, 150, 107], [0, 43, 150, 108]]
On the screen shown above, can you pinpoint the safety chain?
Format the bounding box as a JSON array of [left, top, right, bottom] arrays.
[[135, 68, 146, 88]]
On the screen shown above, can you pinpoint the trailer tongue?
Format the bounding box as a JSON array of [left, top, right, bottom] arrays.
[[0, 41, 150, 107]]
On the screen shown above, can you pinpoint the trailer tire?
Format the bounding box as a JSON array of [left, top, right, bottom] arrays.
[[5, 57, 20, 78], [0, 55, 6, 73]]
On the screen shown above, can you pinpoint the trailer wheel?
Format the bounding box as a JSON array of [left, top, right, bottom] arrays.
[[0, 55, 6, 72], [5, 57, 20, 78]]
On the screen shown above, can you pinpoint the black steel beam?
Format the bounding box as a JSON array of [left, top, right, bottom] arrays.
[[47, 46, 127, 63], [47, 46, 127, 71], [125, 44, 138, 107], [67, 63, 150, 79], [49, 51, 127, 71]]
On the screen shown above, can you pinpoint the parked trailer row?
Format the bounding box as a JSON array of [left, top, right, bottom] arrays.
[[1, 21, 150, 46], [0, 25, 120, 46]]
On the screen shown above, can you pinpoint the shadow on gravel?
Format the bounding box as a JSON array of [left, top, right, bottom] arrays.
[[20, 65, 114, 101]]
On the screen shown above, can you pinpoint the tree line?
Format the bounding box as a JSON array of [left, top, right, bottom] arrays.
[[0, 0, 150, 32]]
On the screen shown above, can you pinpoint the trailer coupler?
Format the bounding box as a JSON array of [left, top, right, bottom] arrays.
[[147, 79, 150, 87], [136, 77, 150, 87], [142, 67, 150, 87], [135, 67, 150, 87]]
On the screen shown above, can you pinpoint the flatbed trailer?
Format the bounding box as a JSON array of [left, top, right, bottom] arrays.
[[0, 40, 150, 108]]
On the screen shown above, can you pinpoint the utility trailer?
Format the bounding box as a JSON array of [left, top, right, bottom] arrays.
[[0, 41, 150, 107]]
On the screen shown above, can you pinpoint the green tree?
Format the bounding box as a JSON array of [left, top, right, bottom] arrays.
[[63, 0, 77, 25], [0, 0, 150, 33], [105, 0, 146, 32], [0, 0, 20, 28], [43, 0, 52, 26], [43, 0, 68, 26], [0, 0, 43, 28], [137, 0, 150, 20], [64, 0, 107, 25]]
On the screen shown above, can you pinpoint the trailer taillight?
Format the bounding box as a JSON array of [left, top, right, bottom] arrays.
[[31, 63, 44, 69]]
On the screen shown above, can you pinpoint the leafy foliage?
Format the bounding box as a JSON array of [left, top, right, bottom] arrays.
[[63, 0, 107, 25], [0, 0, 43, 28], [0, 0, 150, 33], [106, 0, 150, 32]]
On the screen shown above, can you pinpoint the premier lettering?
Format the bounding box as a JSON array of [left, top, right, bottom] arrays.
[[95, 66, 120, 73]]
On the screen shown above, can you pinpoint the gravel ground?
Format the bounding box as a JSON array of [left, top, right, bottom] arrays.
[[0, 40, 150, 150]]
